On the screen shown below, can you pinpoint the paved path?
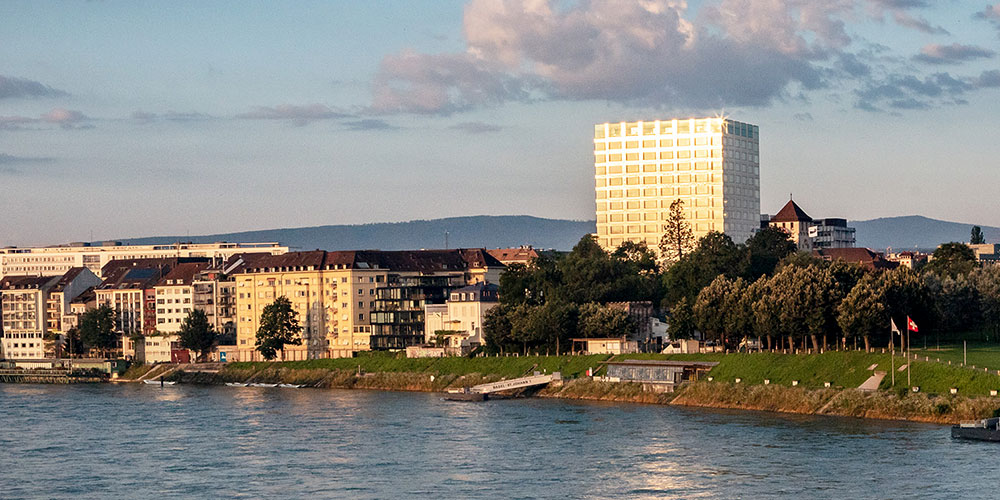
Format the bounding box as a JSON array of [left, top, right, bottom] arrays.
[[858, 371, 886, 392]]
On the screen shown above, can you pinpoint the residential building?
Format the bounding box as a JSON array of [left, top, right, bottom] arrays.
[[140, 262, 211, 363], [765, 200, 856, 251], [813, 248, 898, 270], [0, 241, 287, 279], [594, 117, 761, 252], [1, 275, 58, 359], [95, 260, 174, 358], [970, 244, 1000, 264], [421, 282, 500, 352], [67, 287, 96, 330], [43, 268, 101, 356], [810, 218, 856, 249], [886, 251, 929, 269], [234, 249, 505, 361]]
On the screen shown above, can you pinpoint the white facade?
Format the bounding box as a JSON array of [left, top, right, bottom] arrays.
[[0, 242, 288, 279], [155, 284, 194, 333], [1, 276, 58, 359], [423, 284, 499, 349], [594, 117, 761, 250]]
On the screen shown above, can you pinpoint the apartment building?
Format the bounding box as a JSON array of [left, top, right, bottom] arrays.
[[765, 200, 856, 251], [1, 275, 57, 359], [0, 241, 287, 279], [44, 268, 102, 356], [423, 282, 500, 352], [95, 261, 173, 358], [594, 117, 761, 253], [234, 249, 504, 361]]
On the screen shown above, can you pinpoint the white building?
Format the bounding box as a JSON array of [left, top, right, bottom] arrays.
[[423, 282, 499, 352], [0, 241, 288, 279], [1, 275, 57, 359], [595, 117, 761, 251]]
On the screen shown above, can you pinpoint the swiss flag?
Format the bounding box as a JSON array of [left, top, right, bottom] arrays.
[[907, 316, 919, 332]]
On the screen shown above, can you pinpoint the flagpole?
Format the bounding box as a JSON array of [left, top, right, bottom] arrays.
[[890, 319, 898, 387]]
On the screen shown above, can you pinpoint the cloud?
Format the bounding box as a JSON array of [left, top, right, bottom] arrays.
[[852, 71, 1000, 110], [371, 0, 846, 115], [343, 119, 397, 131], [0, 153, 55, 175], [913, 43, 995, 64], [237, 104, 348, 125], [793, 112, 814, 121], [132, 110, 214, 123], [865, 0, 948, 34], [0, 75, 68, 99], [449, 121, 503, 134], [0, 114, 36, 130], [0, 108, 91, 130], [371, 51, 532, 115], [975, 4, 1000, 22], [0, 153, 55, 164]]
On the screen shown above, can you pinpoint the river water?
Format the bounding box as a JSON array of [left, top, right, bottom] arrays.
[[0, 383, 994, 499]]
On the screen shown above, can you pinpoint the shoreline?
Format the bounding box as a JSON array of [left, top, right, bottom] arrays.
[[156, 366, 998, 425]]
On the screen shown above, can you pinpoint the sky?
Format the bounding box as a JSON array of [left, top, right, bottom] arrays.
[[2, 0, 1000, 246]]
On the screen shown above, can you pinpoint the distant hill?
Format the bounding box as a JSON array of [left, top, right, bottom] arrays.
[[112, 215, 598, 252], [853, 216, 1000, 250], [109, 214, 997, 254]]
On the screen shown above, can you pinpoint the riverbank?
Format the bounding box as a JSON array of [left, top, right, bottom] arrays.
[[159, 351, 1000, 425]]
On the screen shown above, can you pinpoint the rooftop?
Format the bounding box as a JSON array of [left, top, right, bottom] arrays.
[[770, 199, 813, 223]]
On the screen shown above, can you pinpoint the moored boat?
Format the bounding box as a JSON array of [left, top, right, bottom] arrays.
[[952, 418, 1000, 442]]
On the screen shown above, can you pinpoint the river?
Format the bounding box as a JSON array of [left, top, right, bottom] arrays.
[[0, 383, 994, 499]]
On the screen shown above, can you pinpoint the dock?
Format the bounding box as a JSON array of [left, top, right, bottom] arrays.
[[445, 372, 561, 401]]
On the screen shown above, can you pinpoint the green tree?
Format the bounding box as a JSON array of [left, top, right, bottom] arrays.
[[668, 297, 697, 340], [577, 303, 636, 339], [837, 274, 888, 351], [662, 231, 743, 306], [924, 273, 981, 336], [178, 309, 217, 362], [483, 304, 516, 353], [971, 226, 986, 245], [744, 226, 797, 280], [724, 278, 756, 347], [970, 266, 1000, 341], [881, 267, 934, 349], [924, 242, 978, 278], [752, 276, 785, 350], [63, 327, 86, 357], [693, 275, 733, 345], [659, 199, 694, 265], [78, 305, 118, 358], [254, 296, 302, 360]]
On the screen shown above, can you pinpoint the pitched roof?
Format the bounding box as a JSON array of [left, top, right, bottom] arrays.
[[155, 262, 210, 287], [487, 247, 539, 265], [813, 248, 899, 270], [49, 267, 90, 292], [770, 199, 812, 223], [0, 275, 57, 290], [241, 249, 505, 274]]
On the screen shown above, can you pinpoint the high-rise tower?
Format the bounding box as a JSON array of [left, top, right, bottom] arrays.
[[594, 117, 760, 251]]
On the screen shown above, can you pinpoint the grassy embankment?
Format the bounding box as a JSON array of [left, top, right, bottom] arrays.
[[912, 342, 1000, 371], [167, 349, 1000, 423]]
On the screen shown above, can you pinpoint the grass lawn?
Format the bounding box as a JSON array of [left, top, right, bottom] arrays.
[[227, 352, 613, 379], [911, 342, 1000, 371], [225, 349, 1000, 396]]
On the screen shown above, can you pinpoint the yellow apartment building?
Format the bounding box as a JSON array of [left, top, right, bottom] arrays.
[[234, 249, 504, 361]]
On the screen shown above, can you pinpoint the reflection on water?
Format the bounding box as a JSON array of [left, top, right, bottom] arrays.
[[0, 384, 994, 499]]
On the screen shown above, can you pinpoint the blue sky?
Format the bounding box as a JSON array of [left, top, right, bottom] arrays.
[[2, 0, 1000, 246]]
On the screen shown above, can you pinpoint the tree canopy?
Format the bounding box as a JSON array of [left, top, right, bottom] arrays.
[[178, 309, 217, 362], [971, 226, 986, 245], [255, 296, 302, 360], [78, 305, 118, 357], [659, 199, 694, 265]]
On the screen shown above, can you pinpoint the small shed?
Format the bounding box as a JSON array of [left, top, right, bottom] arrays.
[[571, 337, 639, 355]]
